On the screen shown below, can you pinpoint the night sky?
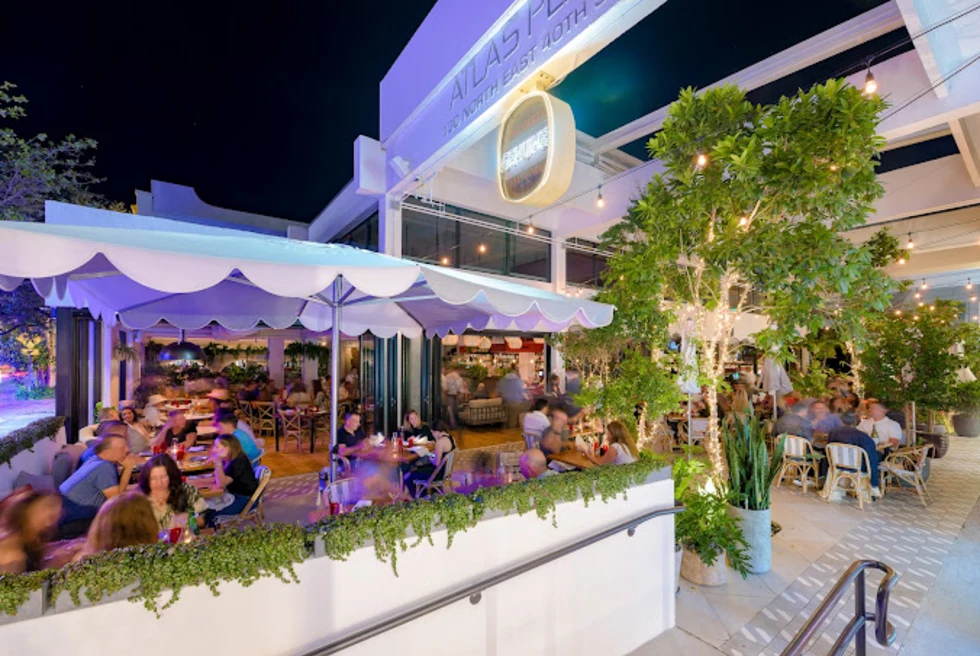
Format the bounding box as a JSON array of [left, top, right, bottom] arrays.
[[2, 0, 887, 223]]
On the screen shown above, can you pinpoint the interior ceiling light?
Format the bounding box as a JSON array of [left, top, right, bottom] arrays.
[[863, 67, 878, 95], [158, 330, 204, 367]]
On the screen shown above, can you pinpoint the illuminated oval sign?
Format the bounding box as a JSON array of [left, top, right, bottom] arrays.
[[497, 91, 575, 207]]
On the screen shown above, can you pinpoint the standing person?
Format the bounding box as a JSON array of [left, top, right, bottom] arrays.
[[858, 402, 904, 448], [206, 435, 259, 522], [443, 366, 466, 430], [137, 454, 208, 531], [829, 412, 881, 496], [0, 490, 63, 573], [548, 405, 571, 442], [774, 401, 813, 441], [74, 493, 159, 560], [57, 431, 141, 539]]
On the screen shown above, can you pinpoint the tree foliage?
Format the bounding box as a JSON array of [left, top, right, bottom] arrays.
[[601, 81, 897, 474]]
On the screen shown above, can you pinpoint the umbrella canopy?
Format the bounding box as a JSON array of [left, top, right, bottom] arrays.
[[0, 205, 614, 337]]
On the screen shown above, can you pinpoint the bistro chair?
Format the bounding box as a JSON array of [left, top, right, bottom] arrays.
[[776, 435, 821, 496], [250, 401, 277, 441], [277, 408, 304, 452], [680, 417, 711, 447], [825, 443, 872, 510], [321, 475, 355, 508], [879, 444, 933, 507], [215, 465, 271, 528], [414, 450, 456, 498], [523, 431, 541, 450]]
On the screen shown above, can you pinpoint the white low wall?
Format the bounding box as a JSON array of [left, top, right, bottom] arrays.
[[0, 426, 67, 499], [0, 470, 675, 656]]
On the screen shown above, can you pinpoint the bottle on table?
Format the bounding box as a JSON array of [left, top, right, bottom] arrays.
[[187, 510, 199, 537]]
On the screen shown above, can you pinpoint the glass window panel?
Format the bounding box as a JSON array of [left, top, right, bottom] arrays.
[[510, 232, 550, 280], [458, 220, 507, 274], [566, 250, 597, 284]]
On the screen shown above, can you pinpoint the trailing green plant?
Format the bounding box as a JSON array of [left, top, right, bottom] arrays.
[[0, 452, 668, 617], [952, 380, 980, 414], [723, 416, 784, 511], [0, 416, 64, 468]]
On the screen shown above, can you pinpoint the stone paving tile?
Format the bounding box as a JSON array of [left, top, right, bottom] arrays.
[[699, 436, 980, 656]]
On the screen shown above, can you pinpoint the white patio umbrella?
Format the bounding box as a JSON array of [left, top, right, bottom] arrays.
[[0, 205, 614, 478]]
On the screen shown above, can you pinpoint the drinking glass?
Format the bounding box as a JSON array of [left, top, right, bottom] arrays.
[[168, 527, 183, 544]]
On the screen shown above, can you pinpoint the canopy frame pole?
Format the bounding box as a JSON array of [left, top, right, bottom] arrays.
[[329, 276, 343, 482]]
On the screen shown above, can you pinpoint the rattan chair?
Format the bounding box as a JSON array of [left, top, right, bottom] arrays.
[[776, 435, 821, 495], [825, 443, 872, 510], [879, 444, 932, 507]]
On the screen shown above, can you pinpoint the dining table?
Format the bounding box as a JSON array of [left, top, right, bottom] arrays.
[[135, 446, 215, 475], [184, 473, 227, 499], [547, 449, 596, 470]]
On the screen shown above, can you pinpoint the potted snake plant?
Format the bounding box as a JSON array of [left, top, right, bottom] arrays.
[[723, 416, 785, 574]]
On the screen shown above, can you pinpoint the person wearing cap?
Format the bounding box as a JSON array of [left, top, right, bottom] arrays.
[[142, 394, 167, 429]]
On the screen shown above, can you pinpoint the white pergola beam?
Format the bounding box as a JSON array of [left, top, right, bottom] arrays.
[[949, 115, 980, 187]]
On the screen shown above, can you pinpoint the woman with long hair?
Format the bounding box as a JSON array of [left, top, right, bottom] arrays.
[[0, 489, 63, 573], [401, 409, 434, 441], [75, 492, 159, 560], [207, 434, 259, 522], [119, 405, 151, 452], [137, 454, 208, 531], [580, 420, 639, 466]]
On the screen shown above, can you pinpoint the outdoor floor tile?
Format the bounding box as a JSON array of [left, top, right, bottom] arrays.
[[702, 593, 775, 637], [628, 627, 725, 655], [676, 585, 732, 648]]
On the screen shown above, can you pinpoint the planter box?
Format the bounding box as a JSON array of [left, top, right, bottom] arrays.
[[680, 546, 726, 586], [728, 505, 771, 574], [0, 427, 67, 499]]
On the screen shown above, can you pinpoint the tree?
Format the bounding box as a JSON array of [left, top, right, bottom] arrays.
[[1, 81, 110, 374], [863, 299, 962, 413], [602, 81, 898, 476]]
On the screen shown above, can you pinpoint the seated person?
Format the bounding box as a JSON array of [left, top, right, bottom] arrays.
[[80, 420, 131, 465], [522, 398, 551, 438], [58, 430, 141, 539], [403, 421, 457, 496], [74, 492, 159, 561], [548, 405, 571, 442], [809, 401, 842, 434], [829, 412, 881, 496], [237, 380, 260, 403], [257, 379, 278, 402], [0, 489, 63, 573], [402, 410, 435, 441], [335, 411, 371, 467], [775, 401, 813, 442], [138, 453, 208, 531], [216, 412, 261, 463], [119, 405, 151, 453], [473, 382, 489, 400], [539, 428, 578, 472], [286, 382, 312, 407], [207, 435, 259, 522], [580, 420, 638, 466], [152, 411, 198, 449], [519, 448, 555, 480], [858, 402, 904, 448]]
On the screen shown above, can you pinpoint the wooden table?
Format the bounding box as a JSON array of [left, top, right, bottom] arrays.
[[547, 450, 595, 470], [137, 449, 214, 474], [185, 474, 226, 499]]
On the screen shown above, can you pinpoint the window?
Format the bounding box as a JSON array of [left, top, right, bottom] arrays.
[[402, 200, 551, 282], [335, 212, 379, 251], [566, 238, 609, 286]]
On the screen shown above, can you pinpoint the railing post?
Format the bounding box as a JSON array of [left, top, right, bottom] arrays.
[[855, 570, 867, 656]]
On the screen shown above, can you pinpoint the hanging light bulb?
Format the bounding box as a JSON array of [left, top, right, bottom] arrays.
[[918, 302, 924, 307], [920, 280, 928, 290], [739, 216, 748, 227], [478, 244, 487, 254], [863, 67, 878, 95], [894, 309, 902, 316], [929, 305, 936, 311], [897, 256, 906, 265], [695, 152, 708, 169], [913, 315, 920, 321], [829, 163, 839, 172], [972, 295, 978, 302], [440, 256, 449, 265], [974, 315, 978, 321], [906, 233, 914, 250], [596, 186, 605, 208], [914, 291, 921, 299], [526, 222, 535, 235], [967, 279, 974, 290]]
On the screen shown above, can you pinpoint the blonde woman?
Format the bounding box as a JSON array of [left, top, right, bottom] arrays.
[[580, 420, 639, 466]]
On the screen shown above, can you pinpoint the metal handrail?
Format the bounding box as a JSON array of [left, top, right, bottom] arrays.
[[300, 503, 685, 656], [782, 559, 899, 656]]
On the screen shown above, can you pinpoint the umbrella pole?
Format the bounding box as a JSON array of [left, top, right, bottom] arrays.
[[329, 276, 342, 482]]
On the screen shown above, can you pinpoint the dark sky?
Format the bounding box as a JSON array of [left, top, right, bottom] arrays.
[[1, 1, 437, 222], [2, 0, 887, 222]]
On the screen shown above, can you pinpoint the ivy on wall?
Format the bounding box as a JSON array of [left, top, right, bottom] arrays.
[[0, 452, 667, 616], [0, 416, 64, 469]]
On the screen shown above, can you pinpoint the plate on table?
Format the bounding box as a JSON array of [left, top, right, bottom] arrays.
[[188, 446, 206, 452], [138, 451, 153, 457], [188, 455, 208, 463]]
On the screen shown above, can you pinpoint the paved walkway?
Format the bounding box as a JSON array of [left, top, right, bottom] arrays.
[[633, 435, 980, 656]]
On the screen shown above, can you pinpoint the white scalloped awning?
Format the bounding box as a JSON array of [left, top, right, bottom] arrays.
[[0, 206, 614, 338]]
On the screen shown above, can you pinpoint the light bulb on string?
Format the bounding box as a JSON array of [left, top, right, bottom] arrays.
[[595, 186, 605, 208], [918, 302, 924, 307], [967, 279, 974, 290], [920, 280, 928, 290], [695, 152, 708, 169], [863, 67, 878, 95], [526, 221, 535, 235], [894, 309, 902, 316], [898, 256, 906, 265], [929, 305, 936, 311], [906, 233, 914, 250], [440, 256, 449, 266], [972, 296, 978, 302], [478, 244, 487, 254], [739, 216, 748, 228], [914, 291, 921, 299]]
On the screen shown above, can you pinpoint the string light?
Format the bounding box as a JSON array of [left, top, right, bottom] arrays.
[[894, 309, 902, 316], [478, 244, 487, 254], [897, 256, 906, 265], [739, 216, 748, 227], [526, 221, 535, 235], [929, 305, 936, 311], [914, 291, 921, 299], [829, 163, 839, 172], [967, 279, 974, 290], [695, 152, 708, 169], [440, 256, 449, 265], [920, 280, 928, 290], [595, 186, 605, 209], [863, 66, 878, 95], [913, 315, 920, 321], [918, 302, 924, 307], [906, 233, 915, 250], [972, 295, 978, 302]]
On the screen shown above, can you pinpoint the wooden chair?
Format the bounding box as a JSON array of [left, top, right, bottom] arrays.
[[776, 435, 821, 495], [250, 402, 277, 442], [215, 465, 271, 528], [277, 409, 304, 452], [825, 443, 872, 510], [414, 450, 456, 498], [879, 444, 933, 507]]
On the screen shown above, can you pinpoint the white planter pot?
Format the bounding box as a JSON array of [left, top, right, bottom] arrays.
[[680, 546, 727, 586], [728, 505, 771, 574], [674, 543, 682, 594]]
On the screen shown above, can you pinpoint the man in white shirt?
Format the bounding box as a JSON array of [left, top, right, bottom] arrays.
[[858, 403, 904, 448], [443, 367, 466, 429], [522, 398, 550, 439]]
